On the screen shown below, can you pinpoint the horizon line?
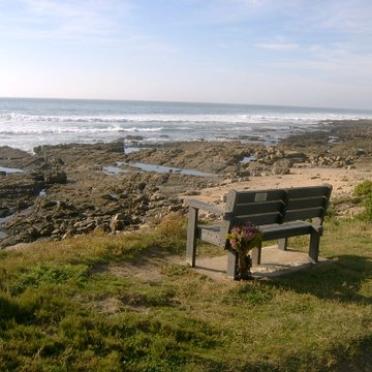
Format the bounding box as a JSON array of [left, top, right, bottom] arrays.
[[0, 95, 371, 113]]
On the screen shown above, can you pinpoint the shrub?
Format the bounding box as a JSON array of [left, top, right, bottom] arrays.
[[362, 192, 372, 222], [353, 180, 372, 197], [157, 213, 186, 241], [353, 180, 372, 221]]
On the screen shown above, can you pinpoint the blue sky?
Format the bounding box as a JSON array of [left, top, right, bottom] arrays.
[[1, 0, 372, 109]]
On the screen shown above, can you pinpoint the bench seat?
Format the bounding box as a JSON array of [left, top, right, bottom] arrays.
[[198, 220, 316, 246], [259, 220, 316, 240]]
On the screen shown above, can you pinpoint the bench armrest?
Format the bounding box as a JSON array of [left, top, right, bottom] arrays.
[[312, 224, 324, 235], [187, 199, 225, 215]]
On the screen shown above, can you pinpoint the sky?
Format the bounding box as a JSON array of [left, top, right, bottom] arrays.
[[1, 0, 372, 109]]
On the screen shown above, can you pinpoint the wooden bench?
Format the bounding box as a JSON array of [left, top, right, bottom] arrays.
[[186, 185, 332, 279]]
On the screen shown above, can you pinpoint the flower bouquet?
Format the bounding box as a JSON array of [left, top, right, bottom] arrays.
[[227, 222, 262, 280]]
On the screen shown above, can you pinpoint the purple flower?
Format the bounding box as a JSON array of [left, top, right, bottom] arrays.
[[227, 221, 262, 252]]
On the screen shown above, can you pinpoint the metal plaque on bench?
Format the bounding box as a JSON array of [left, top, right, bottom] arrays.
[[254, 193, 268, 202]]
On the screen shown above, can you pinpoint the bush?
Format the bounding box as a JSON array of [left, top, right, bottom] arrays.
[[354, 180, 372, 221], [157, 213, 186, 241], [362, 193, 372, 222], [353, 180, 372, 197]]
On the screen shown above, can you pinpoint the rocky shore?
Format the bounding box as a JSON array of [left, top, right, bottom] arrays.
[[1, 119, 372, 249]]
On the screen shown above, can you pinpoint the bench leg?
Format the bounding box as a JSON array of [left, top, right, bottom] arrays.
[[278, 238, 288, 251], [186, 208, 198, 267], [309, 230, 320, 263], [227, 250, 238, 279], [251, 244, 262, 266]]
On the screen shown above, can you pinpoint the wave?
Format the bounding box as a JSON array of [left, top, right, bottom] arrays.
[[2, 105, 372, 152], [1, 111, 371, 125], [0, 126, 164, 135]]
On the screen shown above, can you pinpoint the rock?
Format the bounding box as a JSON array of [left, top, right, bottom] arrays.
[[56, 201, 74, 211], [16, 200, 30, 211], [62, 231, 73, 240], [126, 135, 144, 141], [102, 193, 120, 201], [137, 182, 147, 191], [150, 192, 165, 201], [0, 208, 10, 218], [27, 227, 40, 240], [272, 159, 291, 175], [355, 148, 366, 156], [168, 205, 181, 212], [38, 199, 57, 209], [39, 224, 54, 237], [247, 162, 269, 177], [45, 171, 67, 184], [284, 152, 307, 162], [183, 190, 200, 196], [110, 213, 129, 233], [74, 219, 96, 233], [106, 141, 125, 153], [0, 234, 26, 249], [0, 146, 33, 168], [238, 177, 249, 182], [31, 172, 45, 182]]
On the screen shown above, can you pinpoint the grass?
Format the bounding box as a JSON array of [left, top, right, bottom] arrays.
[[0, 215, 371, 371]]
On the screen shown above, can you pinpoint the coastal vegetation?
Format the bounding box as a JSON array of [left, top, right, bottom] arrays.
[[353, 180, 372, 221], [0, 212, 371, 371]]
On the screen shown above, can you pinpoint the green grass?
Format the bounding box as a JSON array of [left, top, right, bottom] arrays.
[[0, 215, 371, 371]]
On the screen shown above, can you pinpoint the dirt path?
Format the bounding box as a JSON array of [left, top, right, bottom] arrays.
[[184, 164, 372, 204]]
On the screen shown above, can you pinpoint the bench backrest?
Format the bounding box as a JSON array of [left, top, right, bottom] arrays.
[[226, 189, 286, 226], [225, 184, 332, 227], [284, 185, 332, 223]]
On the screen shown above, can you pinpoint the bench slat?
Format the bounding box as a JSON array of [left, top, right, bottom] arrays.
[[283, 207, 324, 222], [198, 221, 314, 243], [286, 185, 331, 199], [286, 196, 326, 210], [234, 200, 285, 216], [197, 225, 225, 247], [235, 190, 286, 204], [260, 221, 313, 240], [232, 212, 282, 225], [187, 199, 225, 214]]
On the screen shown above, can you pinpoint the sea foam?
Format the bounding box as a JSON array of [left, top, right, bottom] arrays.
[[1, 98, 372, 151]]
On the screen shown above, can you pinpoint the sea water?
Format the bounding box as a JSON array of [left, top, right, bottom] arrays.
[[1, 98, 372, 152]]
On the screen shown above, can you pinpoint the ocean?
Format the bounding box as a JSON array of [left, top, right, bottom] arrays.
[[1, 98, 372, 152]]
